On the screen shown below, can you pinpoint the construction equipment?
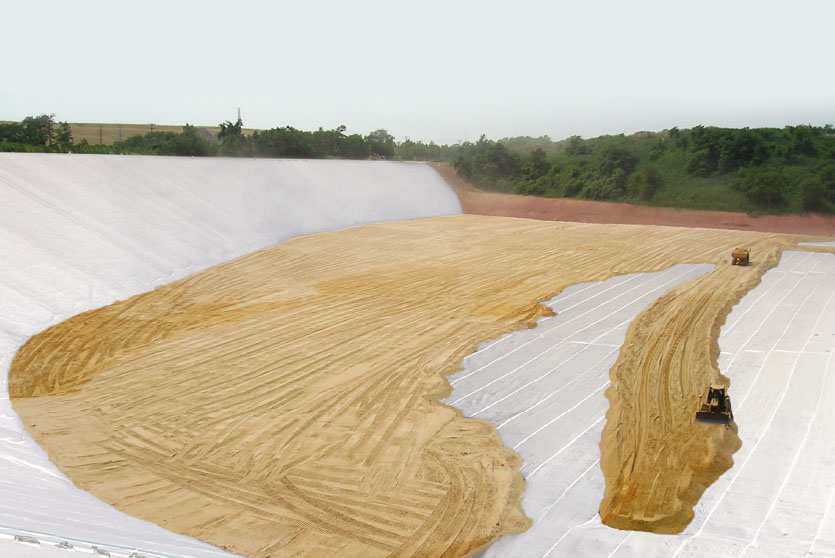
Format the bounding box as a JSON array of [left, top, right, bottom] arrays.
[[695, 385, 733, 424], [731, 247, 750, 265]]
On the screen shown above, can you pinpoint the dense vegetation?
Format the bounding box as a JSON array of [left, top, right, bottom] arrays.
[[2, 114, 834, 214], [0, 114, 447, 161], [0, 114, 75, 153], [452, 127, 835, 214]]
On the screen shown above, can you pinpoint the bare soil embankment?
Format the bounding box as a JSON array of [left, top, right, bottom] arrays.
[[10, 215, 822, 556], [431, 163, 835, 237]]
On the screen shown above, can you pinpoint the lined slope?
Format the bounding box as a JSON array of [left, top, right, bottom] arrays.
[[10, 215, 810, 557], [0, 153, 461, 557]]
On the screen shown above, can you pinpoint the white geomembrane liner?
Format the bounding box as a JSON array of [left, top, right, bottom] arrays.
[[454, 251, 835, 558], [0, 153, 462, 557]]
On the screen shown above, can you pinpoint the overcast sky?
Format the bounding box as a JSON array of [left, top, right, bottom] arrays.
[[2, 0, 833, 144]]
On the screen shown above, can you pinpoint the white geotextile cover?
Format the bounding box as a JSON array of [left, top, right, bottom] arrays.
[[0, 153, 462, 557], [453, 252, 835, 558]]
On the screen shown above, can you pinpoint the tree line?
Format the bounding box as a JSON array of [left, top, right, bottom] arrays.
[[2, 114, 833, 214], [0, 114, 74, 152], [452, 126, 835, 214], [0, 114, 449, 161]]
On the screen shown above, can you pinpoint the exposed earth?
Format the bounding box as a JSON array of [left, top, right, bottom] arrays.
[[431, 163, 835, 237]]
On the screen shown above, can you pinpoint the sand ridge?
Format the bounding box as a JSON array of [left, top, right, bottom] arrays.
[[9, 215, 823, 557]]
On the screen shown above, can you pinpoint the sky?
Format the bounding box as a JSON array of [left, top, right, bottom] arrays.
[[2, 0, 834, 145]]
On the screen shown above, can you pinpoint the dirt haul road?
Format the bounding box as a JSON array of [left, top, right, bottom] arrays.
[[9, 215, 820, 557]]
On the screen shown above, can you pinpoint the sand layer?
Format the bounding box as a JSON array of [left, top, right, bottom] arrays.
[[9, 215, 820, 556]]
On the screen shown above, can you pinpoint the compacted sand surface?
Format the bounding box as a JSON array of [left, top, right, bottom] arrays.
[[9, 214, 820, 557]]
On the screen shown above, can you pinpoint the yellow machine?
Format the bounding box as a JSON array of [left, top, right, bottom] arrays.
[[731, 247, 750, 265], [695, 385, 733, 424]]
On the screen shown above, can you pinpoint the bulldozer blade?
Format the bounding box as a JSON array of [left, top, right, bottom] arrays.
[[695, 412, 732, 424], [695, 399, 733, 424]]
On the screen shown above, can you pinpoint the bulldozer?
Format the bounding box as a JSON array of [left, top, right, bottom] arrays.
[[695, 385, 733, 424], [731, 247, 750, 265]]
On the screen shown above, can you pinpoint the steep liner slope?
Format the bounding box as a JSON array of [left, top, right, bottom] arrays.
[[0, 153, 461, 556]]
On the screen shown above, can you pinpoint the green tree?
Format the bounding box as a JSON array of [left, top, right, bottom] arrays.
[[789, 126, 817, 157], [365, 129, 395, 158], [251, 126, 314, 158], [218, 117, 249, 156], [734, 165, 787, 210], [453, 153, 473, 179], [20, 114, 56, 145], [54, 121, 72, 150], [218, 118, 242, 140], [312, 125, 347, 158], [598, 145, 636, 177], [343, 134, 369, 159], [717, 128, 767, 172], [565, 135, 589, 156], [529, 148, 550, 177], [799, 177, 828, 211], [0, 121, 24, 143], [802, 161, 835, 211], [173, 124, 212, 156], [628, 166, 662, 200]]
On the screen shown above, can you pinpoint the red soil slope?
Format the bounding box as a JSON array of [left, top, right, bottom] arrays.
[[431, 164, 835, 237]]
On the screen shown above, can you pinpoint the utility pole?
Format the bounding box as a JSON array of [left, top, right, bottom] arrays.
[[237, 107, 242, 124], [99, 125, 103, 145]]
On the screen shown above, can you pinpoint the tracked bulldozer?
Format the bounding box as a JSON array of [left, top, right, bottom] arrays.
[[731, 247, 750, 265], [695, 385, 733, 424]]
